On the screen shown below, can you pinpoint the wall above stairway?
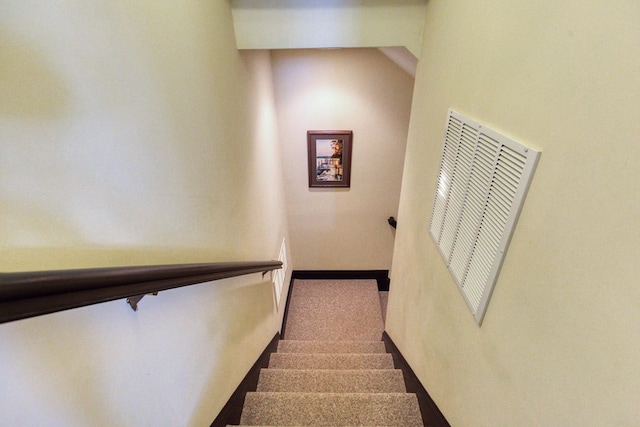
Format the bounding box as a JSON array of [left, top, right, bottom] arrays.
[[230, 0, 427, 58], [271, 48, 414, 271]]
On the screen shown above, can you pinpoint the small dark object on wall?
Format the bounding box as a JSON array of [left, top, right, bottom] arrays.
[[388, 217, 397, 229]]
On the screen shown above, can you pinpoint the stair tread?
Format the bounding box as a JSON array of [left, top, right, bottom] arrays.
[[257, 368, 406, 393], [268, 353, 394, 370], [278, 340, 387, 354], [284, 280, 385, 342], [240, 392, 423, 426]]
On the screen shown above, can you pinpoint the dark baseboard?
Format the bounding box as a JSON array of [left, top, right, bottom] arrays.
[[280, 274, 296, 339], [210, 333, 280, 427], [291, 269, 390, 291], [382, 332, 450, 427]]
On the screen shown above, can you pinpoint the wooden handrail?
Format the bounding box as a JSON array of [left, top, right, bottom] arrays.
[[0, 261, 282, 324]]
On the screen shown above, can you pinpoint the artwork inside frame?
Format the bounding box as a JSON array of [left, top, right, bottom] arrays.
[[307, 130, 353, 188]]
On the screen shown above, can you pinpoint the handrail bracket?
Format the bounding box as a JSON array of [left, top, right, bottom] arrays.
[[126, 292, 158, 311]]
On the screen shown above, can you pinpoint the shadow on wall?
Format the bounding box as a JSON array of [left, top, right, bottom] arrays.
[[0, 29, 71, 118], [1, 304, 133, 425], [0, 26, 220, 256], [0, 275, 277, 426], [188, 278, 276, 426]]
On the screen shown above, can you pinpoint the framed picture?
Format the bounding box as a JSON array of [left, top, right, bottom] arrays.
[[307, 130, 353, 188]]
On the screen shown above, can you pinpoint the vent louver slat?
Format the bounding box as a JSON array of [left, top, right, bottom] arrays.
[[429, 116, 464, 243], [433, 119, 479, 262], [429, 109, 540, 324]]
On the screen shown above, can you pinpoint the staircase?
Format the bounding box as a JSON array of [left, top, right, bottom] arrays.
[[230, 279, 426, 426], [238, 339, 424, 425]]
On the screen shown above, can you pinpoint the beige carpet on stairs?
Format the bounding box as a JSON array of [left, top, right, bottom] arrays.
[[283, 279, 385, 341], [232, 279, 424, 426]]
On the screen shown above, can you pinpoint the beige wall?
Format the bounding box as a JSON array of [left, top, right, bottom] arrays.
[[231, 0, 427, 58], [271, 49, 413, 270], [0, 1, 290, 425], [387, 1, 640, 425]]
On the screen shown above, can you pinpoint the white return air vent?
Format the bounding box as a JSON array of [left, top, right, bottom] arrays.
[[429, 109, 540, 325]]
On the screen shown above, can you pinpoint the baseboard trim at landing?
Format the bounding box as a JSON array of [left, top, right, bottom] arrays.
[[210, 333, 280, 427], [291, 270, 390, 291], [382, 332, 450, 427]]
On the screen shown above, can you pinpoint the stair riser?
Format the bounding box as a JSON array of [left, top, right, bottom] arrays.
[[277, 340, 387, 354], [268, 353, 394, 370], [257, 369, 406, 393]]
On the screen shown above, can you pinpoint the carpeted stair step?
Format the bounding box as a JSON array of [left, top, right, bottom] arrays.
[[277, 339, 386, 354], [239, 392, 424, 426], [225, 279, 434, 426], [256, 368, 406, 393], [284, 280, 385, 341], [268, 352, 394, 370]]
